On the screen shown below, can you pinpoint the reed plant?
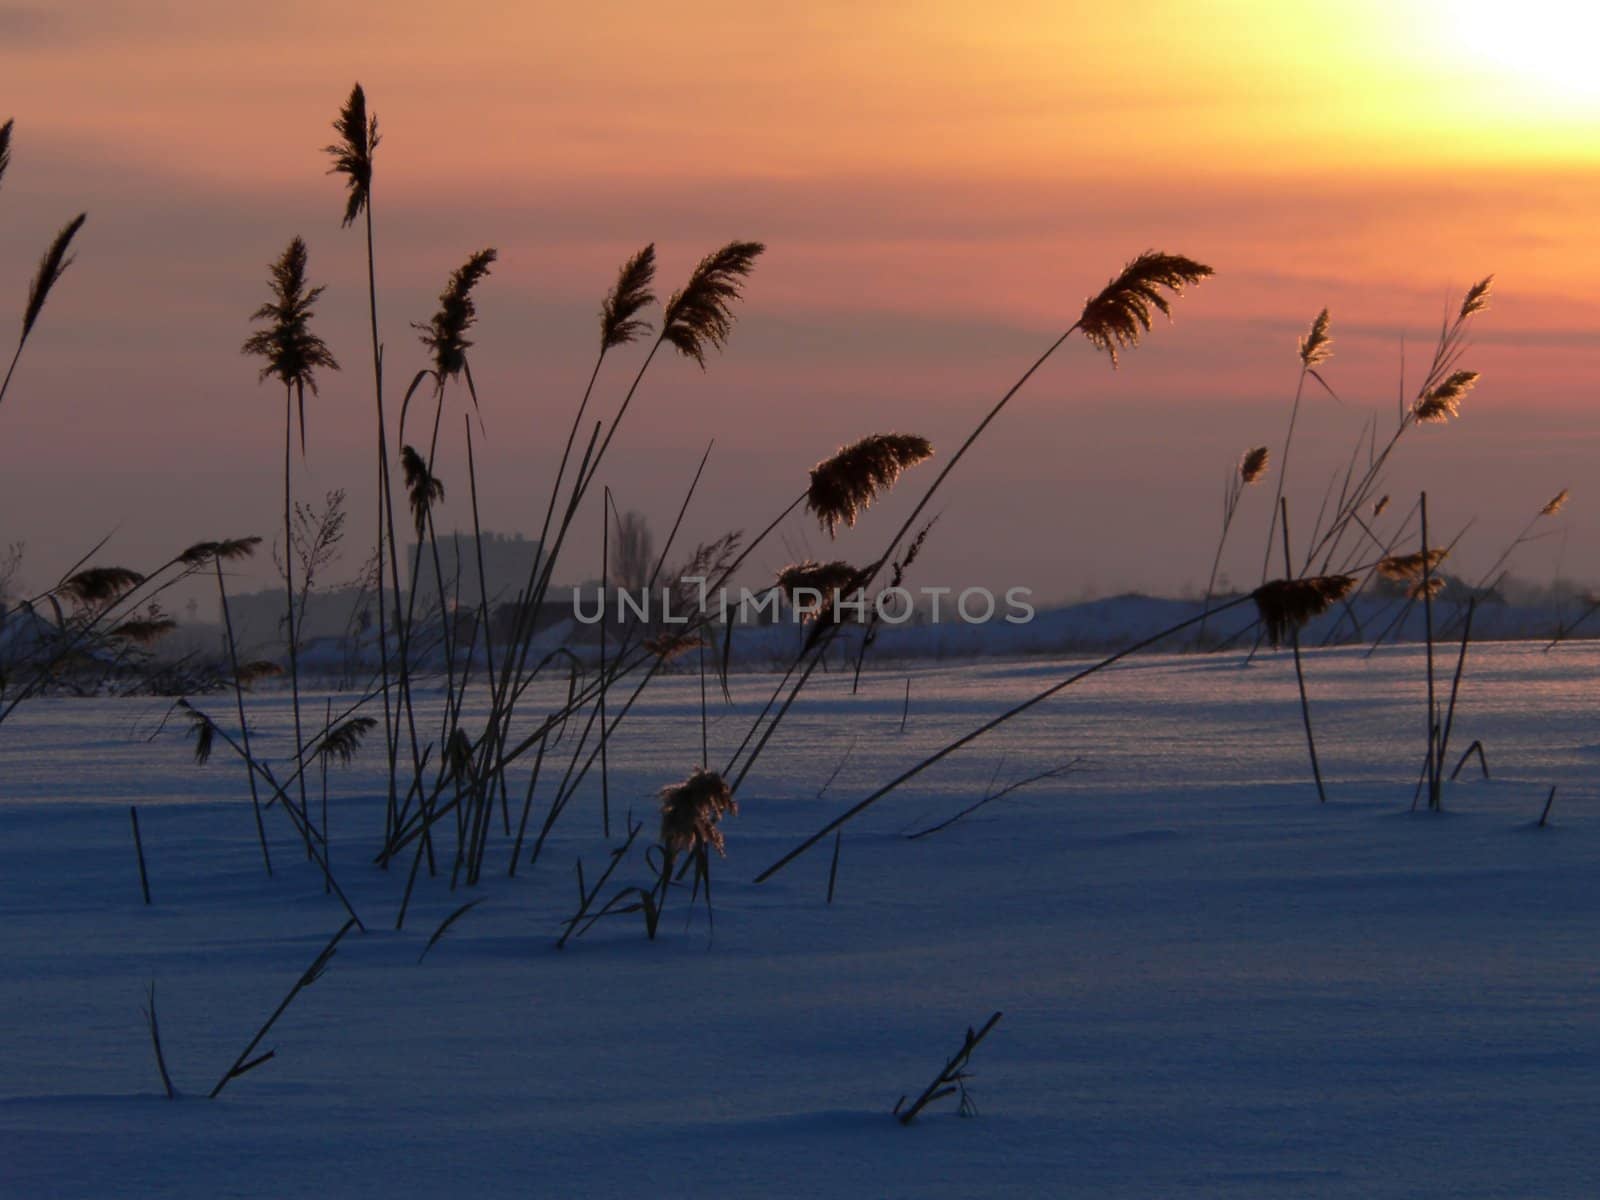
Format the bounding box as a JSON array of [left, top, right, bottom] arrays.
[[1197, 445, 1269, 644], [243, 236, 339, 853], [0, 118, 88, 413], [724, 252, 1212, 798]]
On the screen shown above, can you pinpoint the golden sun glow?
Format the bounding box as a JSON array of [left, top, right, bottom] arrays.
[[1447, 1, 1600, 104]]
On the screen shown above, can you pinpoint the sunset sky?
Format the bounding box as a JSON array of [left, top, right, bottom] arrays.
[[2, 0, 1597, 606]]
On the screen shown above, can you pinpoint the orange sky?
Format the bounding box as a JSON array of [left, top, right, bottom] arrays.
[[2, 0, 1598, 603]]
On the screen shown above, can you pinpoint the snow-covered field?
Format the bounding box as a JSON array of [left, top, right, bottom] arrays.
[[3, 642, 1598, 1198]]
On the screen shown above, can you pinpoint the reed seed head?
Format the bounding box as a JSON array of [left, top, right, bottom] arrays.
[[400, 445, 444, 536], [236, 660, 283, 687], [112, 616, 177, 644], [319, 716, 378, 765], [807, 433, 934, 536], [1413, 369, 1478, 423], [1459, 275, 1493, 319], [1377, 548, 1448, 581], [643, 630, 704, 661], [1079, 251, 1213, 366], [1253, 574, 1357, 647], [0, 119, 12, 192], [600, 243, 657, 351], [324, 83, 379, 228], [443, 727, 475, 781], [777, 559, 867, 610], [60, 565, 143, 605], [1299, 308, 1333, 368], [179, 536, 261, 567], [1540, 488, 1570, 517], [23, 213, 87, 341], [215, 536, 262, 561], [661, 240, 765, 366], [1373, 495, 1390, 518], [659, 768, 737, 859], [184, 704, 216, 766], [416, 249, 496, 380], [242, 235, 338, 437], [1408, 576, 1445, 600], [1239, 446, 1270, 484]]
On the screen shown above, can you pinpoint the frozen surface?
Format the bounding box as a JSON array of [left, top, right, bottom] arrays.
[[2, 641, 1599, 1198]]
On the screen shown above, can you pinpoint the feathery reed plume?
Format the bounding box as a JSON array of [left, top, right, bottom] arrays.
[[183, 704, 216, 766], [60, 566, 143, 605], [1199, 443, 1272, 644], [324, 82, 379, 228], [1413, 370, 1478, 423], [23, 213, 88, 341], [599, 243, 657, 350], [1408, 576, 1445, 600], [659, 768, 737, 859], [1459, 275, 1494, 318], [242, 237, 338, 451], [643, 630, 704, 661], [400, 445, 443, 536], [1373, 495, 1391, 518], [236, 660, 283, 686], [0, 119, 11, 191], [1253, 575, 1357, 647], [316, 715, 378, 765], [416, 249, 496, 380], [1378, 548, 1448, 581], [897, 520, 934, 577], [242, 237, 337, 389], [1078, 251, 1213, 365], [111, 616, 177, 644], [660, 240, 765, 366], [215, 536, 261, 560], [445, 727, 474, 779], [1299, 308, 1333, 368], [1540, 488, 1570, 517], [777, 560, 867, 609], [807, 433, 934, 536], [178, 536, 261, 567]]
